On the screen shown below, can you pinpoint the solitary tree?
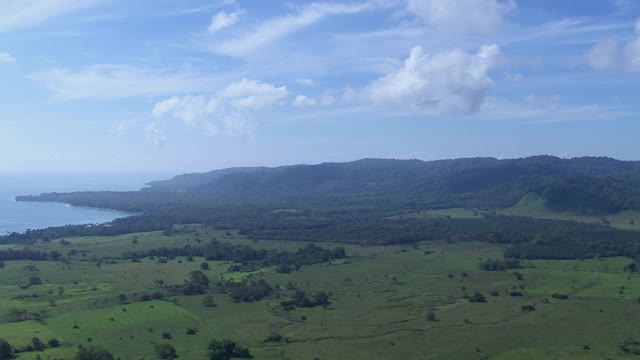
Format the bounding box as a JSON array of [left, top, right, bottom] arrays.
[[118, 294, 128, 304], [31, 337, 45, 351], [0, 338, 12, 360], [426, 311, 437, 322], [154, 344, 178, 360]]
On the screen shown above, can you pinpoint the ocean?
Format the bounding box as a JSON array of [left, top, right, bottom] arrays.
[[0, 173, 169, 234]]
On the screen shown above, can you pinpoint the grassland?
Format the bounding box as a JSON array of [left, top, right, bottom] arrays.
[[1, 226, 640, 359], [395, 193, 640, 231]]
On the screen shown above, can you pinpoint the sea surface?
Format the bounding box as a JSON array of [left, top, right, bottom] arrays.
[[0, 173, 170, 234]]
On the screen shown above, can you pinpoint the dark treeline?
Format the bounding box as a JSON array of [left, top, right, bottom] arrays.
[[0, 248, 61, 262], [123, 241, 347, 273]]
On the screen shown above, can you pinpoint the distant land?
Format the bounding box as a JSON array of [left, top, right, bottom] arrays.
[[138, 155, 639, 216]]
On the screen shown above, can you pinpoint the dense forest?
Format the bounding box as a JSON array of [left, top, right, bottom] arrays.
[[7, 156, 640, 262]]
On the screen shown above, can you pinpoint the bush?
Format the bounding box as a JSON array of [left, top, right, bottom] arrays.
[[468, 291, 486, 303], [73, 347, 114, 360], [207, 339, 252, 360], [154, 344, 178, 360], [0, 338, 13, 360], [426, 311, 437, 321], [48, 339, 61, 348]]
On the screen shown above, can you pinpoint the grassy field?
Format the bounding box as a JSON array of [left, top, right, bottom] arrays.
[[396, 193, 640, 231], [1, 226, 640, 359]]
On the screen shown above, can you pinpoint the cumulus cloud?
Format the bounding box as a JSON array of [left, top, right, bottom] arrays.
[[587, 18, 640, 71], [216, 78, 289, 108], [210, 2, 373, 56], [292, 95, 317, 107], [407, 0, 515, 34], [152, 78, 288, 138], [0, 0, 106, 32], [208, 11, 238, 33], [0, 52, 16, 63], [30, 64, 224, 100], [367, 44, 501, 115]]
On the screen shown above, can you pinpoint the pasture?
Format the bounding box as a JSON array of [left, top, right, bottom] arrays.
[[0, 226, 639, 359]]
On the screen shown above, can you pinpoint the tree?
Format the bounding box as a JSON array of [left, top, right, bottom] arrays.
[[48, 339, 61, 348], [118, 294, 128, 304], [202, 296, 215, 307], [29, 276, 42, 285], [469, 291, 487, 303], [207, 339, 252, 360], [154, 344, 178, 360], [426, 311, 437, 322], [31, 337, 45, 351], [73, 347, 115, 360], [0, 338, 12, 360], [189, 271, 209, 287], [200, 262, 210, 270]]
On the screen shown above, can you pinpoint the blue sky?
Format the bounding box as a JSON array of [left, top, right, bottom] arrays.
[[0, 0, 639, 173]]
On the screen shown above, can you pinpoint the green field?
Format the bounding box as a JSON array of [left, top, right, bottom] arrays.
[[396, 193, 640, 232], [2, 226, 640, 359]]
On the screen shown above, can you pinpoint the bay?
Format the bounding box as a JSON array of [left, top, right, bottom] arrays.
[[0, 173, 168, 234]]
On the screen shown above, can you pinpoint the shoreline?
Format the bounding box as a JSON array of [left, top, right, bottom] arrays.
[[2, 197, 136, 235]]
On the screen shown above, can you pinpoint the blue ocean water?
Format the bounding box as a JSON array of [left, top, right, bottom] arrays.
[[0, 173, 169, 234]]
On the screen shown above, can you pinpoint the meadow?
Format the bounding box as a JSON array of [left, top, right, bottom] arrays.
[[1, 226, 640, 359]]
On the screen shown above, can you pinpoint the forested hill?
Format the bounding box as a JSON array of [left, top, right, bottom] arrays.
[[15, 156, 640, 216], [137, 156, 640, 214]]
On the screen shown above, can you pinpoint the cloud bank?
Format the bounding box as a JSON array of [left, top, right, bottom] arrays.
[[367, 44, 501, 115], [152, 78, 288, 137]]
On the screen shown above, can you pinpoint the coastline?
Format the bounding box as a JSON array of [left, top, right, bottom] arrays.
[[2, 197, 134, 235]]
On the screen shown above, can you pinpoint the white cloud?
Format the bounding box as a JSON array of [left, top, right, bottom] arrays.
[[586, 18, 640, 72], [30, 65, 226, 100], [209, 2, 373, 56], [208, 11, 238, 33], [292, 95, 317, 107], [216, 78, 289, 108], [625, 19, 640, 71], [407, 0, 515, 34], [0, 0, 106, 32], [586, 39, 618, 69], [152, 78, 288, 138], [145, 122, 166, 147], [296, 78, 315, 86], [0, 52, 16, 63], [152, 95, 211, 127], [367, 44, 501, 115]]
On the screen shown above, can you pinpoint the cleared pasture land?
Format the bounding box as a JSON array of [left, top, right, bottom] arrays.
[[1, 227, 640, 359]]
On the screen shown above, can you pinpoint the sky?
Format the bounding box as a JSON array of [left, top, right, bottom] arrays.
[[0, 0, 639, 173]]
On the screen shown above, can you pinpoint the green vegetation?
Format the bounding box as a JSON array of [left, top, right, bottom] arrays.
[[4, 157, 640, 358], [0, 226, 640, 359]]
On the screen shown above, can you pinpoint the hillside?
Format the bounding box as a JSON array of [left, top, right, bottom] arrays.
[[141, 156, 640, 215]]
